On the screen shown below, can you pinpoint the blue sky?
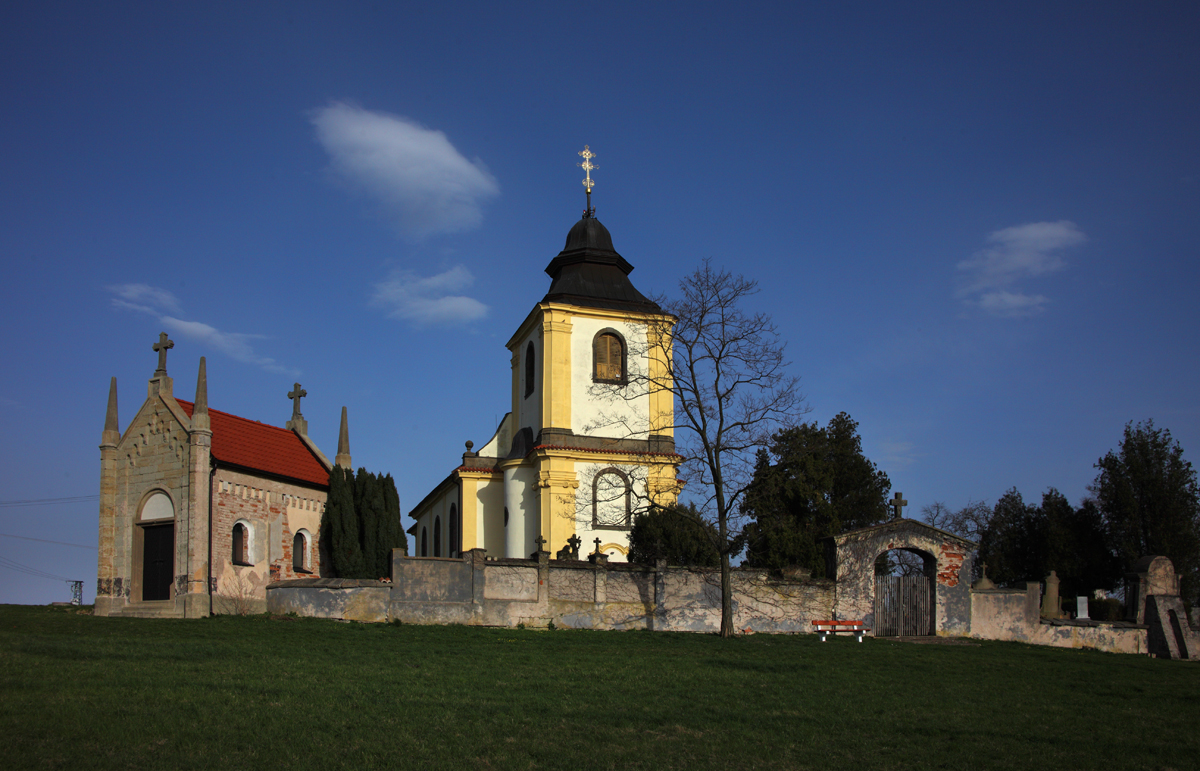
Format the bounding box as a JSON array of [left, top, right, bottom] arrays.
[[2, 2, 1198, 605]]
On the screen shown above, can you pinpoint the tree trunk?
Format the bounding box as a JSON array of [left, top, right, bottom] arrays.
[[720, 551, 734, 637]]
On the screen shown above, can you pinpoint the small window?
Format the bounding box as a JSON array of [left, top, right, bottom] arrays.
[[449, 504, 459, 558], [293, 530, 311, 573], [524, 341, 536, 398], [232, 523, 250, 565], [593, 331, 625, 383], [421, 527, 428, 557], [434, 516, 442, 557], [593, 469, 631, 529]]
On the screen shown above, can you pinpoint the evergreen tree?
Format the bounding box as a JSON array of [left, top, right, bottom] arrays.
[[1094, 420, 1200, 604], [323, 466, 364, 578], [355, 468, 379, 578], [628, 503, 725, 567], [741, 412, 891, 576], [381, 473, 407, 563]]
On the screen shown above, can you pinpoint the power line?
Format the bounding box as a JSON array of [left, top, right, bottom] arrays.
[[0, 495, 99, 509], [0, 533, 97, 550], [0, 554, 77, 583]]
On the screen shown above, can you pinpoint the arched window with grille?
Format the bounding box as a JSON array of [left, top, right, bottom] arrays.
[[434, 516, 442, 557], [592, 468, 632, 529], [524, 341, 536, 398], [593, 330, 626, 384]]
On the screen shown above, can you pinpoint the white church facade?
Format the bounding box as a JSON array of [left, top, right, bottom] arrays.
[[408, 212, 681, 562]]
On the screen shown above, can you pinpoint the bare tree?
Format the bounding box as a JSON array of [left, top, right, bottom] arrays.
[[587, 260, 808, 637], [921, 500, 991, 543]]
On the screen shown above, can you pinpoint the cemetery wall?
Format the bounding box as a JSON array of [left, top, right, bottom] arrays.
[[269, 549, 835, 632], [969, 584, 1148, 655]]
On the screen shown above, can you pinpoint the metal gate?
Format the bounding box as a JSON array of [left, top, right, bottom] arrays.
[[874, 575, 933, 636]]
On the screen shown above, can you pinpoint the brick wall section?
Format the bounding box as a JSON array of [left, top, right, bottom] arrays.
[[212, 468, 326, 602], [937, 547, 966, 587]]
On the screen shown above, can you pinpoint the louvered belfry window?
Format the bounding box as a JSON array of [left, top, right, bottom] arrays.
[[593, 332, 624, 383]]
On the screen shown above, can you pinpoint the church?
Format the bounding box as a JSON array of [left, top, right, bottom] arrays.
[[409, 153, 682, 562], [94, 337, 351, 618], [96, 146, 680, 616]]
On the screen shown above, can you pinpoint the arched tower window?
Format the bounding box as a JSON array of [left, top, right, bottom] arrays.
[[524, 341, 536, 398], [593, 468, 631, 529], [421, 527, 428, 557], [593, 330, 626, 384], [449, 503, 459, 558], [434, 516, 442, 557]]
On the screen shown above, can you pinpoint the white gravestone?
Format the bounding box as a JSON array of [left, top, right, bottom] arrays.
[[1076, 596, 1089, 620]]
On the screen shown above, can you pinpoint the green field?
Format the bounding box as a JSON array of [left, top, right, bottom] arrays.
[[1, 605, 1196, 770]]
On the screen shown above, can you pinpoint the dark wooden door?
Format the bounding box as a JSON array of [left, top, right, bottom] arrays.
[[874, 574, 933, 636], [142, 524, 174, 601]]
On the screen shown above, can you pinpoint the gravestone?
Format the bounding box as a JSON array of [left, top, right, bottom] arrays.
[[1075, 595, 1089, 620]]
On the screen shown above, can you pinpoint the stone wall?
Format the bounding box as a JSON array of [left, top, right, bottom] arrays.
[[266, 578, 390, 623], [969, 584, 1148, 655], [268, 548, 834, 632]]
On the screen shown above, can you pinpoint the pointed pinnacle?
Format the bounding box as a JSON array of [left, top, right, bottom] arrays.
[[335, 406, 352, 469], [194, 357, 208, 415], [103, 377, 119, 438]]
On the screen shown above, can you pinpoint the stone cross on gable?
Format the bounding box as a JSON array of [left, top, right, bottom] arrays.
[[288, 383, 307, 419], [890, 492, 908, 520], [152, 332, 174, 374]]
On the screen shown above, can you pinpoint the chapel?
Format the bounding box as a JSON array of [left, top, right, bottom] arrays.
[[94, 338, 349, 618], [409, 150, 682, 561]]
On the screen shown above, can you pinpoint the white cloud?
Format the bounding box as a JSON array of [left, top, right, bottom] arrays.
[[311, 102, 499, 240], [108, 283, 183, 316], [107, 284, 298, 376], [371, 266, 489, 326], [878, 440, 919, 470], [976, 290, 1049, 318], [956, 220, 1085, 316]]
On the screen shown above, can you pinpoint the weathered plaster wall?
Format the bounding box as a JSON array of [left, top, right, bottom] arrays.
[[969, 585, 1148, 655], [266, 578, 389, 623], [288, 549, 833, 632]]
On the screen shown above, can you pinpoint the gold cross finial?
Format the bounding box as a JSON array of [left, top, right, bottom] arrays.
[[578, 145, 597, 193]]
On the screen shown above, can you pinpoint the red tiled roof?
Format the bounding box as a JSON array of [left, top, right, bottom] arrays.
[[176, 399, 329, 488]]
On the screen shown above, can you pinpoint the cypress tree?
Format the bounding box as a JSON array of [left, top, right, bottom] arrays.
[[383, 474, 406, 557], [355, 468, 378, 578], [325, 466, 364, 577], [376, 473, 403, 576]]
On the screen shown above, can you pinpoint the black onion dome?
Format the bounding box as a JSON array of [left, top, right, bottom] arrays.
[[542, 217, 660, 312]]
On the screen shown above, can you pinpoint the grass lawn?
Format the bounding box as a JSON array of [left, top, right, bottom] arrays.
[[1, 605, 1197, 770]]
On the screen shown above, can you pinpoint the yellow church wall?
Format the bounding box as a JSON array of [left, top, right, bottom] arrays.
[[475, 476, 507, 557]]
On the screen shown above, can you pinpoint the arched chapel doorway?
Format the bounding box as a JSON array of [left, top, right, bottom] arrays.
[[135, 491, 175, 602]]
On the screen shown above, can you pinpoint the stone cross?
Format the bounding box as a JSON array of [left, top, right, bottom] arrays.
[[534, 535, 547, 552], [288, 383, 307, 419], [152, 332, 174, 374], [593, 537, 603, 556], [890, 492, 908, 520]]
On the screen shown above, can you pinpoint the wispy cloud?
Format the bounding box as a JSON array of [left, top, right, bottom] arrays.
[[371, 266, 489, 326], [956, 220, 1086, 317], [311, 102, 499, 240], [878, 440, 919, 470], [107, 284, 298, 376]]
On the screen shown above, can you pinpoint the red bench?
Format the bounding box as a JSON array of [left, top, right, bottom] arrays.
[[812, 619, 869, 643]]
